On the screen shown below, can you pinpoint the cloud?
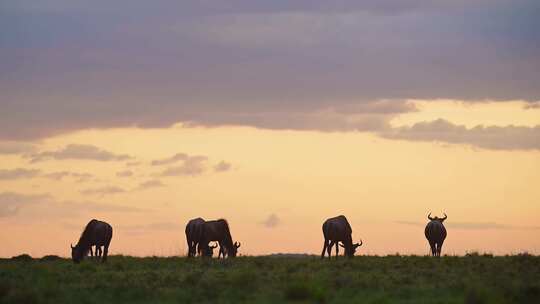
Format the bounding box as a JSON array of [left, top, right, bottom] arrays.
[[70, 172, 94, 183], [334, 100, 418, 114], [0, 168, 95, 182], [0, 192, 51, 217], [261, 213, 280, 228], [524, 101, 540, 110], [153, 154, 231, 176], [159, 156, 208, 177], [183, 108, 395, 132], [1, 1, 538, 140], [136, 179, 166, 190], [116, 170, 133, 177], [42, 171, 94, 182], [80, 186, 125, 196], [0, 168, 41, 180], [26, 144, 132, 163], [0, 191, 144, 220], [151, 153, 188, 166], [381, 119, 540, 150], [0, 141, 37, 154], [214, 161, 232, 172], [41, 171, 71, 180]]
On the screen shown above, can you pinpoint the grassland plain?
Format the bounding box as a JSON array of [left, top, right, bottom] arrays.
[[1, 254, 539, 304]]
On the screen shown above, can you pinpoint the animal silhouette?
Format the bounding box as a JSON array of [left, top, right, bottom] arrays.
[[321, 215, 362, 258], [425, 213, 447, 256], [185, 217, 205, 257], [71, 219, 112, 263], [199, 219, 240, 258]]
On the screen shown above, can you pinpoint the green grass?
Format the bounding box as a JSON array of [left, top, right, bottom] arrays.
[[1, 254, 539, 303]]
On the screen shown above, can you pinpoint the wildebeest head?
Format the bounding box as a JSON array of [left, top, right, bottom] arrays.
[[428, 212, 447, 223], [228, 241, 241, 257], [339, 240, 363, 257], [71, 244, 84, 264]]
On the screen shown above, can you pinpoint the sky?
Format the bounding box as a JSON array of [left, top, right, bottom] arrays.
[[1, 0, 539, 257]]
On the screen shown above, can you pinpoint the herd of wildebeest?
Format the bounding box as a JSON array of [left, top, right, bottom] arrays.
[[70, 213, 448, 263]]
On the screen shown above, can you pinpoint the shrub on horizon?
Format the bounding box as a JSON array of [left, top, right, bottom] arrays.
[[11, 254, 32, 262]]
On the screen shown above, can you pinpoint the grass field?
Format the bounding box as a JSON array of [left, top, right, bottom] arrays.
[[1, 254, 539, 304]]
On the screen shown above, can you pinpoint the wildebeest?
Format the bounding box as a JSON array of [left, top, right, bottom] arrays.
[[199, 219, 241, 258], [425, 213, 447, 257], [185, 217, 205, 257], [321, 215, 362, 258], [199, 242, 219, 257], [71, 219, 113, 263]]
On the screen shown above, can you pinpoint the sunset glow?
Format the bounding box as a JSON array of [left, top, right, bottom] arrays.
[[2, 1, 539, 258]]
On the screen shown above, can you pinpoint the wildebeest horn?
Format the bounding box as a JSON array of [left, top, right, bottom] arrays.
[[234, 242, 241, 248], [428, 212, 434, 220], [441, 213, 447, 221], [357, 239, 363, 247]]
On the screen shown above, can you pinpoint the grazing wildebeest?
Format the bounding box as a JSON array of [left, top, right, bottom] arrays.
[[200, 219, 241, 258], [321, 215, 362, 258], [71, 219, 113, 263], [425, 213, 447, 257], [185, 217, 205, 257]]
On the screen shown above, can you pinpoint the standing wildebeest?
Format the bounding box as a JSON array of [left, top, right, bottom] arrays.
[[321, 215, 362, 258], [71, 219, 113, 263], [425, 213, 447, 257], [185, 217, 205, 257], [200, 219, 241, 258]]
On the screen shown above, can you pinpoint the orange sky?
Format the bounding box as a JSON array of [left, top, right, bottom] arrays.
[[1, 100, 539, 257], [3, 1, 540, 258]]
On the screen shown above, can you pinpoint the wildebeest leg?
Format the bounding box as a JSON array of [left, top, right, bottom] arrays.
[[193, 241, 199, 257], [437, 242, 443, 257], [98, 246, 103, 258], [321, 239, 329, 259], [220, 241, 227, 258], [89, 246, 93, 257], [192, 241, 197, 257], [335, 241, 339, 258], [327, 241, 335, 258], [187, 239, 193, 257], [101, 245, 109, 263], [428, 241, 436, 256], [218, 244, 224, 259]]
